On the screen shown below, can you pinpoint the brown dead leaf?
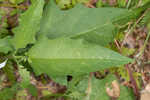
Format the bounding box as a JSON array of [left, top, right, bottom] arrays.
[[141, 83, 150, 100], [106, 80, 120, 99]]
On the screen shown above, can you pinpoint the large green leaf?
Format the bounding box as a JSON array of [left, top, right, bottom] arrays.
[[68, 74, 135, 100], [28, 38, 132, 77], [0, 37, 13, 53], [12, 0, 44, 49], [38, 0, 129, 46]]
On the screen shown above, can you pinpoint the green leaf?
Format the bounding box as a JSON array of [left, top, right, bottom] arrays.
[[117, 0, 127, 8], [121, 47, 135, 56], [118, 85, 135, 100], [16, 90, 28, 100], [76, 75, 115, 100], [139, 10, 150, 25], [51, 75, 68, 86], [3, 62, 16, 84], [27, 84, 38, 97], [38, 0, 129, 46], [12, 0, 44, 49], [67, 74, 135, 100], [111, 2, 150, 25], [28, 38, 133, 77], [9, 0, 25, 4], [0, 37, 13, 53], [56, 0, 73, 9], [18, 65, 30, 89], [0, 84, 18, 100]]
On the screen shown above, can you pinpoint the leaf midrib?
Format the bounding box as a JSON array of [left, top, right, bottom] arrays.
[[29, 57, 131, 62], [70, 22, 112, 38]]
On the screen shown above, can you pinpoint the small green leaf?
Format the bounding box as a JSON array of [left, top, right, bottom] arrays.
[[139, 10, 150, 25], [51, 76, 68, 86], [56, 0, 73, 9], [117, 0, 127, 7], [9, 0, 25, 4], [0, 84, 18, 100], [0, 37, 13, 53], [3, 61, 16, 84], [121, 47, 135, 56], [12, 0, 44, 49], [28, 38, 133, 77], [113, 2, 150, 25], [118, 85, 135, 100], [16, 89, 28, 100], [27, 84, 38, 97], [18, 65, 30, 89]]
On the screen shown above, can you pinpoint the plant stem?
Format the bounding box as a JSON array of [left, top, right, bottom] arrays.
[[126, 0, 132, 8], [136, 24, 150, 58], [0, 4, 27, 9], [125, 64, 139, 99], [137, 0, 142, 7], [122, 8, 150, 48], [85, 73, 93, 100]]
